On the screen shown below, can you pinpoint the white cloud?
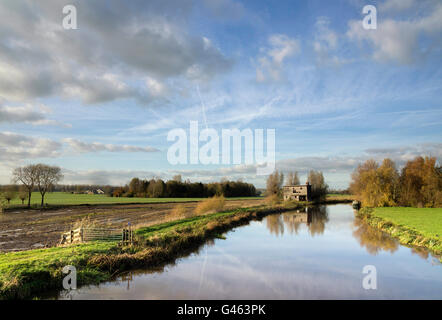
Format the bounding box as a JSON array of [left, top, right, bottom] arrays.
[[0, 132, 62, 161], [364, 143, 442, 162], [61, 73, 139, 104], [0, 0, 231, 105], [0, 103, 70, 127], [145, 77, 167, 97], [267, 34, 300, 65], [347, 3, 442, 64], [63, 138, 159, 153], [256, 34, 300, 82], [278, 142, 442, 174], [313, 17, 346, 66]]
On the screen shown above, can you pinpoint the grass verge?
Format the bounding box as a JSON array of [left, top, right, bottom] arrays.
[[0, 203, 300, 300], [357, 207, 442, 261]]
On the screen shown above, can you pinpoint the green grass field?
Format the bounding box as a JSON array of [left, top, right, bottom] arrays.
[[358, 207, 442, 263], [371, 207, 442, 240], [7, 192, 262, 207]]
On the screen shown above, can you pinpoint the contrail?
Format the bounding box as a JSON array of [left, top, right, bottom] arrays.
[[196, 84, 209, 130]]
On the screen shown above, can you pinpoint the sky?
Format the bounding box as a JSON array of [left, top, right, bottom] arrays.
[[0, 0, 441, 189]]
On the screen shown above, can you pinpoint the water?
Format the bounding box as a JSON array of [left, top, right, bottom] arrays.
[[57, 205, 442, 299]]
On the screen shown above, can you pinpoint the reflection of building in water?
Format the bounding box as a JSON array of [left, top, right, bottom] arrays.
[[292, 213, 308, 223], [266, 206, 328, 236]]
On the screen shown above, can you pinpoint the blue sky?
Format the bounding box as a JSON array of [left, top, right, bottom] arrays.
[[0, 0, 441, 188]]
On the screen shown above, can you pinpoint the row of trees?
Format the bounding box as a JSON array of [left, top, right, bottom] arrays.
[[266, 170, 328, 201], [10, 164, 63, 207], [113, 175, 257, 198], [0, 185, 29, 205], [350, 156, 442, 207]]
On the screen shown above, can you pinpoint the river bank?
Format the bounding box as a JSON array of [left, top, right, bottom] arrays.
[[357, 207, 442, 261], [0, 203, 303, 300]]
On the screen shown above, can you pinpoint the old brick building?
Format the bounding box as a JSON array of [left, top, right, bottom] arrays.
[[283, 182, 312, 201]]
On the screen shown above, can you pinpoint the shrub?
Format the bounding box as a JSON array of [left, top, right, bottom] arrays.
[[0, 192, 6, 213], [169, 204, 188, 220], [195, 195, 225, 215], [265, 194, 280, 207]]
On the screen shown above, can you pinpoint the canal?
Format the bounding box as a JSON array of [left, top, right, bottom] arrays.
[[55, 204, 442, 299]]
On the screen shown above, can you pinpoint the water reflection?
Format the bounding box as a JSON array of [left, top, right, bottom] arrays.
[[352, 217, 399, 255], [266, 206, 329, 236]]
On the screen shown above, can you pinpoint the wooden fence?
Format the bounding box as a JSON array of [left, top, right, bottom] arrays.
[[60, 227, 134, 245]]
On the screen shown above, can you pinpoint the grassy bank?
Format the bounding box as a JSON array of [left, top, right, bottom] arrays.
[[0, 203, 298, 300], [357, 207, 442, 260], [5, 192, 262, 210]]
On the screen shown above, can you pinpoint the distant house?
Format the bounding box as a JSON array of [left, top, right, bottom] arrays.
[[283, 182, 312, 201], [85, 189, 104, 195]]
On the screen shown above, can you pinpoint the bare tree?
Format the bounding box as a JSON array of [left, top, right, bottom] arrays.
[[18, 189, 28, 205], [308, 170, 328, 201], [286, 171, 300, 185], [12, 165, 39, 208], [3, 186, 17, 205], [266, 170, 284, 196], [35, 164, 63, 207]]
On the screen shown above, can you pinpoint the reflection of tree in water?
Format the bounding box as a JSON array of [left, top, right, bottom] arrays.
[[266, 214, 285, 236], [307, 206, 328, 236], [411, 247, 429, 260], [283, 214, 302, 235], [266, 206, 329, 236], [353, 218, 398, 255]]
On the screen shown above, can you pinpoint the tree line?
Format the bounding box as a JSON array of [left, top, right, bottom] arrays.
[[2, 169, 257, 208], [113, 175, 257, 198], [350, 156, 442, 208]]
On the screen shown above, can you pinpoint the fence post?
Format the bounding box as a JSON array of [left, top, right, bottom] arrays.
[[70, 230, 74, 244]]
